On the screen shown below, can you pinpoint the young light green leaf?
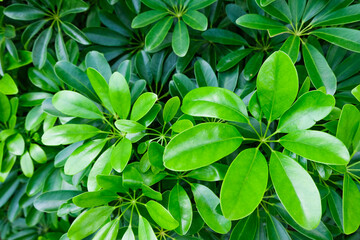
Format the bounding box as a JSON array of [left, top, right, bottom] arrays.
[[87, 68, 114, 114], [29, 143, 47, 164], [42, 124, 100, 146], [280, 130, 350, 165], [343, 174, 360, 234], [277, 91, 335, 133], [130, 92, 157, 121], [164, 123, 243, 171], [73, 190, 118, 208], [270, 151, 321, 230], [115, 119, 146, 133], [257, 51, 298, 121], [111, 138, 132, 172], [220, 148, 268, 220], [336, 104, 360, 149], [88, 147, 113, 192], [67, 206, 114, 239], [138, 215, 157, 240], [172, 21, 189, 57], [182, 87, 248, 123], [187, 0, 216, 10], [20, 152, 34, 178], [169, 184, 193, 235], [0, 74, 18, 95], [109, 72, 131, 119], [131, 10, 167, 28], [146, 200, 179, 230], [163, 97, 180, 123], [64, 139, 107, 175], [192, 183, 231, 234]]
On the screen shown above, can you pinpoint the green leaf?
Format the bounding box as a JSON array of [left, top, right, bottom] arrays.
[[53, 90, 103, 119], [115, 119, 146, 133], [352, 84, 360, 102], [266, 214, 291, 240], [243, 52, 264, 81], [257, 51, 298, 121], [32, 28, 52, 69], [25, 105, 46, 131], [289, 0, 306, 24], [146, 200, 179, 230], [343, 174, 360, 234], [93, 218, 119, 240], [122, 225, 135, 240], [302, 0, 328, 22], [163, 97, 180, 123], [302, 42, 337, 95], [217, 49, 252, 72], [255, 0, 292, 23], [236, 14, 287, 30], [0, 74, 18, 95], [182, 10, 208, 31], [145, 16, 173, 51], [60, 0, 89, 17], [186, 163, 227, 181], [64, 139, 107, 175], [169, 184, 193, 235], [0, 92, 10, 123], [55, 31, 69, 61], [20, 152, 34, 178], [73, 190, 118, 208], [280, 35, 300, 63], [88, 147, 113, 192], [279, 130, 350, 165], [220, 148, 268, 220], [111, 138, 132, 172], [7, 133, 25, 156], [34, 190, 82, 212], [182, 87, 248, 123], [277, 91, 335, 133], [312, 5, 360, 26], [26, 163, 53, 196], [229, 212, 258, 240], [140, 0, 167, 11], [194, 58, 218, 87], [270, 151, 321, 230], [172, 21, 189, 57], [164, 122, 243, 171], [138, 215, 157, 240], [311, 28, 360, 53], [61, 21, 91, 45], [42, 124, 100, 146], [122, 165, 143, 190], [130, 92, 157, 121], [85, 52, 111, 82], [131, 10, 167, 28], [68, 206, 114, 239], [187, 0, 216, 10], [202, 29, 247, 46], [96, 175, 127, 193], [54, 61, 97, 101], [87, 68, 114, 114], [109, 72, 131, 119], [192, 183, 231, 234], [274, 203, 333, 240], [336, 104, 360, 149], [29, 143, 47, 164], [4, 4, 46, 20], [148, 142, 165, 170]]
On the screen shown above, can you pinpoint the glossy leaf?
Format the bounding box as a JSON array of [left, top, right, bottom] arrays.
[[109, 72, 131, 119], [146, 200, 179, 230], [220, 148, 268, 220], [145, 16, 173, 51], [280, 130, 350, 165], [172, 21, 189, 57], [138, 215, 157, 240], [257, 51, 298, 121], [343, 174, 360, 234], [277, 91, 335, 133], [164, 123, 243, 171], [270, 151, 321, 230], [111, 138, 132, 172], [130, 92, 157, 121], [182, 87, 248, 123]]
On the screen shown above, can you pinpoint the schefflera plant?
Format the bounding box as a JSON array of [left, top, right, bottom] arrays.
[[163, 51, 352, 236], [131, 0, 215, 57]]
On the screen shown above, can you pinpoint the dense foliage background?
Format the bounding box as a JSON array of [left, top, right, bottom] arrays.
[[1, 0, 360, 239]]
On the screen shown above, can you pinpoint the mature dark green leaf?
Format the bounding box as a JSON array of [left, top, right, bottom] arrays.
[[32, 28, 52, 69], [236, 14, 288, 30], [182, 10, 208, 31], [4, 4, 46, 20], [34, 190, 82, 212], [280, 35, 300, 63]]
